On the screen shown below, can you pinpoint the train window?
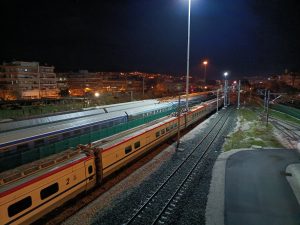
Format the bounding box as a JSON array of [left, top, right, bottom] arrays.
[[40, 183, 59, 200], [174, 123, 178, 128], [161, 129, 165, 135], [156, 131, 160, 138], [8, 196, 32, 217], [48, 136, 58, 144], [74, 130, 81, 135], [92, 125, 100, 131], [100, 123, 108, 129], [166, 127, 170, 132], [84, 127, 90, 133], [17, 144, 28, 151], [34, 139, 44, 147], [88, 165, 93, 174], [125, 146, 132, 154], [63, 132, 70, 138], [134, 141, 141, 149]]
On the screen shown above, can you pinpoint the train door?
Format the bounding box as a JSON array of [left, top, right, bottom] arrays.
[[85, 159, 97, 190], [146, 136, 151, 145]]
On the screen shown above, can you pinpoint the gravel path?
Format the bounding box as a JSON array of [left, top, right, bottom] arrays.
[[63, 108, 237, 225]]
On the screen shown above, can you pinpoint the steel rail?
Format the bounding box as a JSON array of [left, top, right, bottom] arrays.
[[151, 109, 232, 225], [124, 108, 232, 225]]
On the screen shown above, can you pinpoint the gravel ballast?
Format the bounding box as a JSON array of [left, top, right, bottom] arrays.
[[63, 108, 237, 225]]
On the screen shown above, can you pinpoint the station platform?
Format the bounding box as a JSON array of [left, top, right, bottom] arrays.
[[206, 148, 300, 225]]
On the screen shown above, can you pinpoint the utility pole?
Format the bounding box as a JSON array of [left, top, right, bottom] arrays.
[[264, 89, 267, 112], [177, 95, 181, 149], [228, 85, 230, 105], [217, 89, 219, 112], [142, 76, 145, 99], [38, 63, 41, 99], [237, 80, 241, 109], [224, 79, 228, 107], [223, 83, 226, 107], [266, 90, 270, 126]]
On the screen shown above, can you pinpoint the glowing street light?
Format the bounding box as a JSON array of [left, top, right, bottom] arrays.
[[185, 0, 191, 110], [94, 92, 100, 97], [203, 60, 208, 84]]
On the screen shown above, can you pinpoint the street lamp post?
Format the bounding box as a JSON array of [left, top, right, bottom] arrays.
[[224, 72, 228, 107], [203, 60, 208, 84], [185, 0, 191, 110], [216, 88, 219, 112]]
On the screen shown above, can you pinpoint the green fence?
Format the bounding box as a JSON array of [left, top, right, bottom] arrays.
[[0, 108, 176, 172], [270, 104, 300, 120]]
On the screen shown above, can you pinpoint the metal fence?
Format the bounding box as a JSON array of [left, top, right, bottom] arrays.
[[270, 104, 300, 119]]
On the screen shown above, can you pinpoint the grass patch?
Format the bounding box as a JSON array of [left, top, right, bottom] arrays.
[[223, 107, 283, 151]]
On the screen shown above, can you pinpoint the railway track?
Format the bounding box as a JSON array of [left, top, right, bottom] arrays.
[[269, 116, 300, 144], [124, 108, 232, 225]]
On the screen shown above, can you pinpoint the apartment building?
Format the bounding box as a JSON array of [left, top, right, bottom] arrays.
[[57, 71, 143, 96], [0, 61, 59, 100]]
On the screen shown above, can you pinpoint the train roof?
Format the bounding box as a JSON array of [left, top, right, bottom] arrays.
[[0, 110, 127, 149], [0, 99, 159, 132], [0, 101, 173, 150], [0, 149, 91, 197], [125, 102, 174, 116], [94, 116, 177, 151]]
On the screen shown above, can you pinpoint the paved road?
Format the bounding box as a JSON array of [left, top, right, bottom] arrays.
[[225, 149, 300, 225]]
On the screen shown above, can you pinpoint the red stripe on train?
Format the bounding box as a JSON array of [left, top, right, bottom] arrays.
[[0, 155, 93, 198]]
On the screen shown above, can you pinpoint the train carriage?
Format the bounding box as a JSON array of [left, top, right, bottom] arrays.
[[0, 151, 95, 225], [98, 117, 180, 178]]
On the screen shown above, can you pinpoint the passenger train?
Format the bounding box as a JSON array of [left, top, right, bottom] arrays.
[[0, 101, 176, 155], [0, 94, 212, 156], [0, 98, 221, 225]]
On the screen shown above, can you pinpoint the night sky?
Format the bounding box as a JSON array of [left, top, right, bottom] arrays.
[[1, 0, 299, 79]]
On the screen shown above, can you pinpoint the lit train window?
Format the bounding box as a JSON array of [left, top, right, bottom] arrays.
[[8, 196, 32, 217], [156, 131, 160, 138], [134, 141, 141, 149], [40, 183, 59, 200], [88, 165, 93, 174], [125, 146, 132, 154]]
